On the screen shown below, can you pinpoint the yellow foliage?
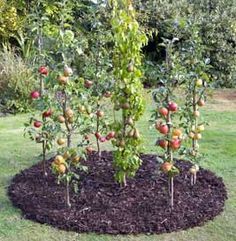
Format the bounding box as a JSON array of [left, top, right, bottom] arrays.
[[0, 0, 22, 39]]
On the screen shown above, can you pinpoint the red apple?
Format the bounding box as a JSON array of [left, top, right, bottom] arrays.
[[96, 110, 104, 118], [168, 102, 178, 112], [197, 99, 205, 107], [170, 139, 181, 150], [157, 139, 168, 149], [104, 91, 112, 98], [30, 91, 40, 99], [158, 124, 169, 135], [86, 146, 94, 154], [43, 109, 53, 118], [99, 137, 106, 143], [84, 80, 93, 88], [159, 107, 168, 116], [106, 131, 116, 140], [34, 121, 42, 128], [95, 132, 102, 139], [160, 162, 173, 173], [38, 66, 48, 76]]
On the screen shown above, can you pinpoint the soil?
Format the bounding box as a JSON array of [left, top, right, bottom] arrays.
[[8, 152, 227, 235]]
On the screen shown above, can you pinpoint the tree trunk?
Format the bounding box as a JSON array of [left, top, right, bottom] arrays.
[[66, 180, 71, 208], [42, 141, 47, 176]]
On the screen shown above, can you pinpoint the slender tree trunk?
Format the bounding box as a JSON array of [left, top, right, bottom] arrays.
[[38, 26, 44, 95], [96, 104, 101, 159], [66, 180, 71, 208], [42, 141, 47, 176], [170, 177, 174, 209]]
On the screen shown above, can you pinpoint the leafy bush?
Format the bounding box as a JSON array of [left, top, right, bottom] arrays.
[[135, 0, 236, 88], [0, 46, 36, 113]]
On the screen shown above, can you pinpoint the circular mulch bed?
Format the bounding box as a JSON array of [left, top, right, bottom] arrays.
[[8, 152, 227, 234]]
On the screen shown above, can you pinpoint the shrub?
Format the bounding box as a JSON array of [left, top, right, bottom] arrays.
[[135, 0, 236, 88], [0, 46, 36, 113]]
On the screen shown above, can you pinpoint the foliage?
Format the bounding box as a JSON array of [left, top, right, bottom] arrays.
[[0, 46, 36, 113], [0, 1, 24, 42], [110, 0, 148, 186], [135, 0, 236, 88]]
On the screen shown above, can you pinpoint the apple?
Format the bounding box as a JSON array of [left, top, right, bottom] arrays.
[[99, 137, 106, 142], [197, 99, 205, 107], [63, 66, 73, 77], [43, 109, 52, 118], [57, 138, 66, 146], [126, 117, 134, 125], [106, 131, 115, 140], [160, 162, 173, 173], [54, 155, 65, 165], [194, 110, 200, 117], [84, 80, 93, 88], [30, 91, 40, 99], [34, 121, 42, 128], [157, 139, 168, 149], [159, 107, 168, 116], [189, 166, 197, 174], [104, 91, 112, 98], [127, 63, 134, 72], [65, 108, 74, 118], [96, 110, 104, 118], [58, 75, 68, 85], [197, 124, 205, 132], [194, 133, 202, 140], [158, 124, 169, 135], [78, 105, 86, 113], [38, 66, 48, 76], [95, 132, 102, 139], [170, 139, 181, 150], [121, 103, 130, 110], [168, 102, 178, 112], [58, 115, 65, 123], [196, 78, 203, 87], [172, 128, 182, 137], [63, 151, 70, 159], [84, 134, 90, 140], [58, 164, 66, 174], [72, 156, 80, 164], [133, 128, 140, 139], [86, 146, 94, 154], [188, 132, 195, 139]]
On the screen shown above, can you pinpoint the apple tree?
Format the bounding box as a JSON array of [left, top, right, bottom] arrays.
[[179, 22, 210, 185], [152, 38, 185, 208]]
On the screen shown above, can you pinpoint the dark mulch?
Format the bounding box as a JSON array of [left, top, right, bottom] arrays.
[[8, 152, 227, 234]]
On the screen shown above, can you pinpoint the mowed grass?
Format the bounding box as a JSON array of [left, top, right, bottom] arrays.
[[0, 90, 236, 241]]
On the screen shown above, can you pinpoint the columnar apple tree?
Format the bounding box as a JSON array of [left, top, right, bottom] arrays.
[[110, 0, 148, 186], [152, 38, 184, 208], [180, 22, 209, 185]]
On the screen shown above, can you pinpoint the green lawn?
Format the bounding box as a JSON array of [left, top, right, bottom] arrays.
[[0, 90, 236, 241]]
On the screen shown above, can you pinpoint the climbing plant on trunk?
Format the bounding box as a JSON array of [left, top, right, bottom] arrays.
[[110, 0, 148, 186]]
